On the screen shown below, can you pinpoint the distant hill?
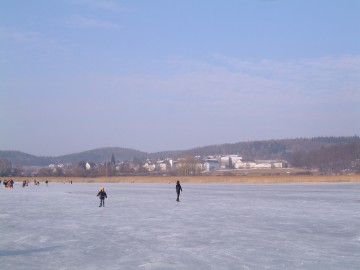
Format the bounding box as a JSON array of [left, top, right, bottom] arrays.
[[0, 151, 56, 166], [54, 147, 149, 164], [170, 136, 360, 160], [0, 147, 148, 166], [1, 136, 359, 167]]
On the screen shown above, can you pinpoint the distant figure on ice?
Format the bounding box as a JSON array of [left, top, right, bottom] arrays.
[[97, 187, 107, 207], [176, 181, 182, 202]]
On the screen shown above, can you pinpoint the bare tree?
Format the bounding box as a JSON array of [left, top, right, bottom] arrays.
[[0, 158, 12, 176], [174, 156, 202, 176]]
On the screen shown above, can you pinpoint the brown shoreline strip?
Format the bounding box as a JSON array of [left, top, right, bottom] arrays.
[[8, 175, 360, 184]]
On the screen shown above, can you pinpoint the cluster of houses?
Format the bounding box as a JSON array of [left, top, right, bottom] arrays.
[[113, 155, 287, 173], [204, 155, 285, 171], [43, 155, 287, 176]]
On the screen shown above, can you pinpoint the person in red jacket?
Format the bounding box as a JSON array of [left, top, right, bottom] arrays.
[[97, 187, 107, 207]]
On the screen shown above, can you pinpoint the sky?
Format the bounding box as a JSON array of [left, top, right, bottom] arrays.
[[1, 0, 359, 156]]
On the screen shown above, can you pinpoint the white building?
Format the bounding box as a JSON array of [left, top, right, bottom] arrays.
[[143, 162, 156, 172], [156, 161, 167, 171], [85, 162, 91, 170], [203, 159, 220, 171], [234, 159, 285, 169]]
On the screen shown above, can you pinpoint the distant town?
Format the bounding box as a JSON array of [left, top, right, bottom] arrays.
[[1, 136, 359, 177], [0, 153, 291, 178]]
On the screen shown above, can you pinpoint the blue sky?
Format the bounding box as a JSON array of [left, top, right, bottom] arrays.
[[1, 0, 359, 156]]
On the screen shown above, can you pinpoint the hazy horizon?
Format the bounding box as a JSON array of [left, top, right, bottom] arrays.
[[1, 1, 359, 156]]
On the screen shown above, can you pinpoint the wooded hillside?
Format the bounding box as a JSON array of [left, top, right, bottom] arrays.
[[1, 136, 359, 172]]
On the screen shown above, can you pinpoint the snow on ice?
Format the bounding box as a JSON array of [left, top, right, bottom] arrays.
[[1, 182, 360, 269]]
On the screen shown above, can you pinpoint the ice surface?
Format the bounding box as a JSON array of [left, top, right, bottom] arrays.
[[1, 182, 360, 269]]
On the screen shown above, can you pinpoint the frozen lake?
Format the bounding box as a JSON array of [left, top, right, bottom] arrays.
[[1, 182, 360, 269]]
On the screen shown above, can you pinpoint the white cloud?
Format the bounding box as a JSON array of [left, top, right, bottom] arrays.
[[95, 54, 360, 119], [56, 54, 359, 108], [0, 28, 41, 44], [80, 0, 116, 9], [66, 15, 120, 29], [212, 54, 360, 82], [0, 28, 63, 51], [2, 53, 359, 154], [67, 0, 128, 12], [171, 54, 360, 106]]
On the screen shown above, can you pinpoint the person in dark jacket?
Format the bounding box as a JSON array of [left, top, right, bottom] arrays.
[[97, 187, 107, 207], [176, 181, 182, 202]]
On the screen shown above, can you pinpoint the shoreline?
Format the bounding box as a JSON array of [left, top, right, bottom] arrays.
[[6, 175, 360, 183]]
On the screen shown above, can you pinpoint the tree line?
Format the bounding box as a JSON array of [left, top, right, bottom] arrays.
[[1, 136, 359, 176], [289, 141, 360, 172]]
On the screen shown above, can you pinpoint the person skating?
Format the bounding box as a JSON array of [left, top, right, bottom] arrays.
[[176, 180, 182, 202], [97, 187, 107, 207]]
